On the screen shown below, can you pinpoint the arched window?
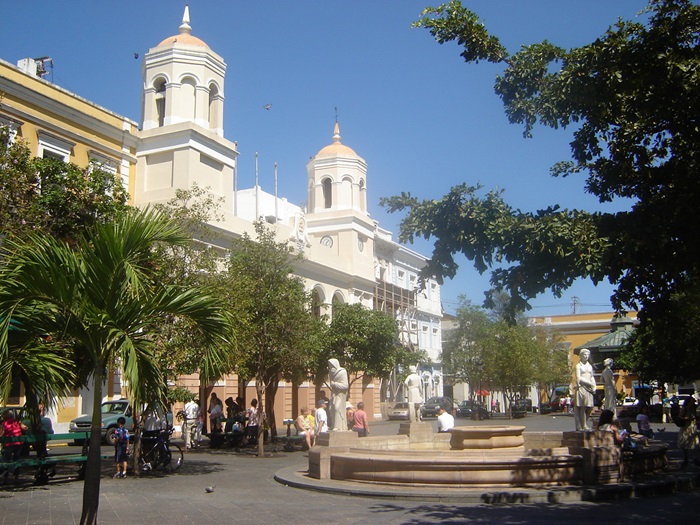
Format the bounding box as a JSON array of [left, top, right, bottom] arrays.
[[322, 178, 332, 209], [208, 83, 220, 129], [181, 77, 197, 122], [154, 78, 167, 127], [311, 288, 324, 319], [331, 292, 344, 319]]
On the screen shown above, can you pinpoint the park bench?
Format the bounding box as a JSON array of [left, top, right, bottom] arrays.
[[1, 432, 110, 485], [277, 418, 307, 452]]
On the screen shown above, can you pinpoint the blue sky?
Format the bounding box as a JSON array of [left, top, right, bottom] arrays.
[[2, 1, 652, 316]]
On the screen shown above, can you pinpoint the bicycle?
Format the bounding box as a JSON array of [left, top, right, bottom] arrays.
[[138, 427, 183, 472]]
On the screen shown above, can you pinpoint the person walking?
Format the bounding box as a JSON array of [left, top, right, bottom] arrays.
[[183, 398, 201, 449]]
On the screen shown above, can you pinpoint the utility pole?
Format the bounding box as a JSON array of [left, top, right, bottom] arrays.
[[571, 296, 581, 315]]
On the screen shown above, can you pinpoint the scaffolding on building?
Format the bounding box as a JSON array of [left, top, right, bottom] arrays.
[[374, 280, 419, 401]]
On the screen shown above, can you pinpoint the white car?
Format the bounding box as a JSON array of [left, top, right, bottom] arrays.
[[621, 397, 639, 406], [388, 402, 410, 420]]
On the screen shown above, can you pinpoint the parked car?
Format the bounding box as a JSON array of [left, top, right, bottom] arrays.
[[388, 402, 410, 420], [69, 400, 134, 446], [510, 399, 529, 418], [420, 397, 453, 419], [456, 400, 489, 419]]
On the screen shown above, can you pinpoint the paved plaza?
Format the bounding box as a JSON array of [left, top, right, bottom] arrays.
[[2, 414, 699, 524]]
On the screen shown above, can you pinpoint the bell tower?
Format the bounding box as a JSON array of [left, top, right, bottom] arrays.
[[306, 121, 368, 215], [141, 5, 226, 136], [134, 6, 238, 214]]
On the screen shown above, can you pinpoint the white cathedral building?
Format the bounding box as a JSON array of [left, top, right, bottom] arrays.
[[0, 7, 443, 427]]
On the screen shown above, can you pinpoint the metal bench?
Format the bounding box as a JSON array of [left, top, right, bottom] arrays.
[[278, 419, 308, 452], [1, 432, 110, 484]]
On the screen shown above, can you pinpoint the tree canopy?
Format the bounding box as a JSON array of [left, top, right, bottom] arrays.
[[0, 127, 128, 245], [442, 298, 569, 412], [383, 0, 700, 378], [150, 185, 231, 381], [221, 221, 324, 453], [321, 302, 403, 388]]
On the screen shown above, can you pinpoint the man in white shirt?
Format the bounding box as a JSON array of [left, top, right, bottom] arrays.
[[436, 405, 455, 433], [315, 399, 329, 435], [183, 399, 201, 449]]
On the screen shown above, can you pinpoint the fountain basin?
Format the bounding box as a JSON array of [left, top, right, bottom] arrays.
[[449, 425, 526, 450], [330, 448, 582, 486]]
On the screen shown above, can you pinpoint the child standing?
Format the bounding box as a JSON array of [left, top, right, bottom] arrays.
[[113, 416, 130, 478]]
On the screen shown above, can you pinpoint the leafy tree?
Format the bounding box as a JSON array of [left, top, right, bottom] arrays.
[[0, 127, 128, 245], [530, 326, 570, 407], [0, 208, 231, 525], [383, 0, 700, 373], [619, 279, 700, 383], [483, 320, 539, 414], [150, 185, 232, 384], [222, 221, 324, 456], [443, 298, 567, 416], [442, 299, 492, 393], [321, 303, 402, 390], [0, 322, 75, 432]]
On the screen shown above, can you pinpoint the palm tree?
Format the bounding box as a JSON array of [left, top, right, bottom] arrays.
[[0, 208, 232, 525]]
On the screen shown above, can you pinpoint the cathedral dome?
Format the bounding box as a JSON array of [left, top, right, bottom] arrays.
[[156, 6, 209, 49], [315, 122, 359, 158], [158, 33, 209, 48]]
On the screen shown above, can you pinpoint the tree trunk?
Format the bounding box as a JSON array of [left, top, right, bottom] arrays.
[[256, 381, 265, 457], [80, 368, 104, 525], [131, 413, 143, 477], [264, 380, 279, 440]]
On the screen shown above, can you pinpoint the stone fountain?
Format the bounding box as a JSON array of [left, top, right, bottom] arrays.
[[308, 422, 667, 487]]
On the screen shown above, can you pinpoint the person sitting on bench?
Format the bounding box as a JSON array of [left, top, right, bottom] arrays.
[[1, 409, 28, 484], [295, 407, 314, 449]]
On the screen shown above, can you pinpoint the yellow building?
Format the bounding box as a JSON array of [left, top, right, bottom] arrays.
[[529, 311, 640, 402], [0, 56, 140, 430], [0, 57, 138, 193]]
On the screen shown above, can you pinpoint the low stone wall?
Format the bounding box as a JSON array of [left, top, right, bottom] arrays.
[[308, 426, 668, 488], [330, 450, 583, 486], [622, 441, 669, 477]]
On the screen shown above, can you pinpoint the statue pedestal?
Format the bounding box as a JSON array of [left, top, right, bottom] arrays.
[[314, 430, 359, 447], [564, 430, 621, 484], [309, 431, 358, 480], [398, 422, 434, 443]]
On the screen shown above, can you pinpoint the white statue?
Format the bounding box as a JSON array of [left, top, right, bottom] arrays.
[[328, 359, 349, 431], [574, 348, 596, 431], [404, 365, 423, 422], [602, 358, 616, 412]]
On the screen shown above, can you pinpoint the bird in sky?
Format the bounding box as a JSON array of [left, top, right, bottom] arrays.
[[263, 104, 272, 110], [134, 53, 139, 59]]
